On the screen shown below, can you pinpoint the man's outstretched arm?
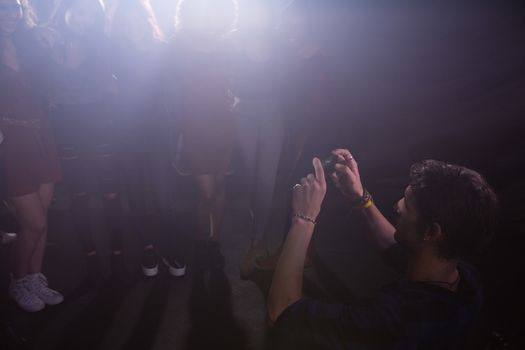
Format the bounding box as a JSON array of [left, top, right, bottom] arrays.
[[331, 149, 396, 252], [267, 158, 327, 324]]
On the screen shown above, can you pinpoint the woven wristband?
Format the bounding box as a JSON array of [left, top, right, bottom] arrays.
[[362, 197, 373, 209], [292, 213, 317, 225], [352, 189, 373, 210]]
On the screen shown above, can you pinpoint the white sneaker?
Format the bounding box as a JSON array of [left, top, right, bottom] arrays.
[[26, 273, 64, 306], [162, 257, 187, 277], [9, 277, 45, 312], [141, 248, 159, 277]]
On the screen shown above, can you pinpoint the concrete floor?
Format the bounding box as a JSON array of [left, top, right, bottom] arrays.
[[1, 160, 406, 350], [3, 153, 523, 349], [2, 120, 525, 350]]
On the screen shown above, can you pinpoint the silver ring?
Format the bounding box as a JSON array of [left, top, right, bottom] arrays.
[[292, 184, 302, 189], [348, 156, 354, 161]]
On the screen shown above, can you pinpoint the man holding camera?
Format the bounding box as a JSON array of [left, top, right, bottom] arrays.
[[267, 149, 499, 349]]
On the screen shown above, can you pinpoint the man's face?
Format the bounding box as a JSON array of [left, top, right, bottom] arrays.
[[0, 0, 22, 37], [393, 186, 423, 248]]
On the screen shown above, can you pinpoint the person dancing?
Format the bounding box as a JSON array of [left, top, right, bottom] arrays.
[[0, 0, 63, 312], [169, 0, 238, 266], [230, 0, 285, 278], [48, 0, 128, 286], [110, 0, 186, 277], [256, 0, 331, 271]]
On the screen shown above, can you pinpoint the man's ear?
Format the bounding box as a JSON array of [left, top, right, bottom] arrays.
[[423, 223, 443, 242]]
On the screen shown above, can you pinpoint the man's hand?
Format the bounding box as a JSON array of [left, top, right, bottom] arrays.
[[292, 157, 327, 221], [330, 149, 364, 201], [331, 149, 397, 251], [268, 157, 326, 324]]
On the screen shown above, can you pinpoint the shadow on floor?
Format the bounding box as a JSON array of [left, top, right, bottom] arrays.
[[52, 281, 130, 350], [184, 245, 249, 350]]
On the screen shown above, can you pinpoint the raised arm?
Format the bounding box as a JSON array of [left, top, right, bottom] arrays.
[[267, 158, 327, 324], [330, 149, 396, 252]]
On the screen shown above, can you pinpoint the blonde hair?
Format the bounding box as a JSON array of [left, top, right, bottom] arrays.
[[174, 0, 238, 35]]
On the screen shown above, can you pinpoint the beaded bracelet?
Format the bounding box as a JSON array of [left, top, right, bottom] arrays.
[[292, 213, 317, 225]]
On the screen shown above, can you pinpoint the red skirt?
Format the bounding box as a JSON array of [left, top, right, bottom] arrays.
[[1, 117, 61, 197], [182, 114, 234, 176]]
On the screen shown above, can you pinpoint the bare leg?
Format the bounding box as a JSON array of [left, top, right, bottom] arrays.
[[28, 183, 54, 274], [8, 192, 47, 279], [196, 174, 215, 242], [195, 173, 227, 242]]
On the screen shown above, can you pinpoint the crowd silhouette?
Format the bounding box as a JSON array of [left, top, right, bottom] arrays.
[[1, 0, 326, 314]]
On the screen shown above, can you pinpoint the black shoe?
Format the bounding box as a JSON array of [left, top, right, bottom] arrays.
[[141, 248, 159, 277], [162, 254, 186, 277], [1, 230, 17, 245], [111, 252, 135, 286]]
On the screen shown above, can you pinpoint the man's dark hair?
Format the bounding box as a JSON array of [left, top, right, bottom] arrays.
[[408, 160, 499, 259]]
